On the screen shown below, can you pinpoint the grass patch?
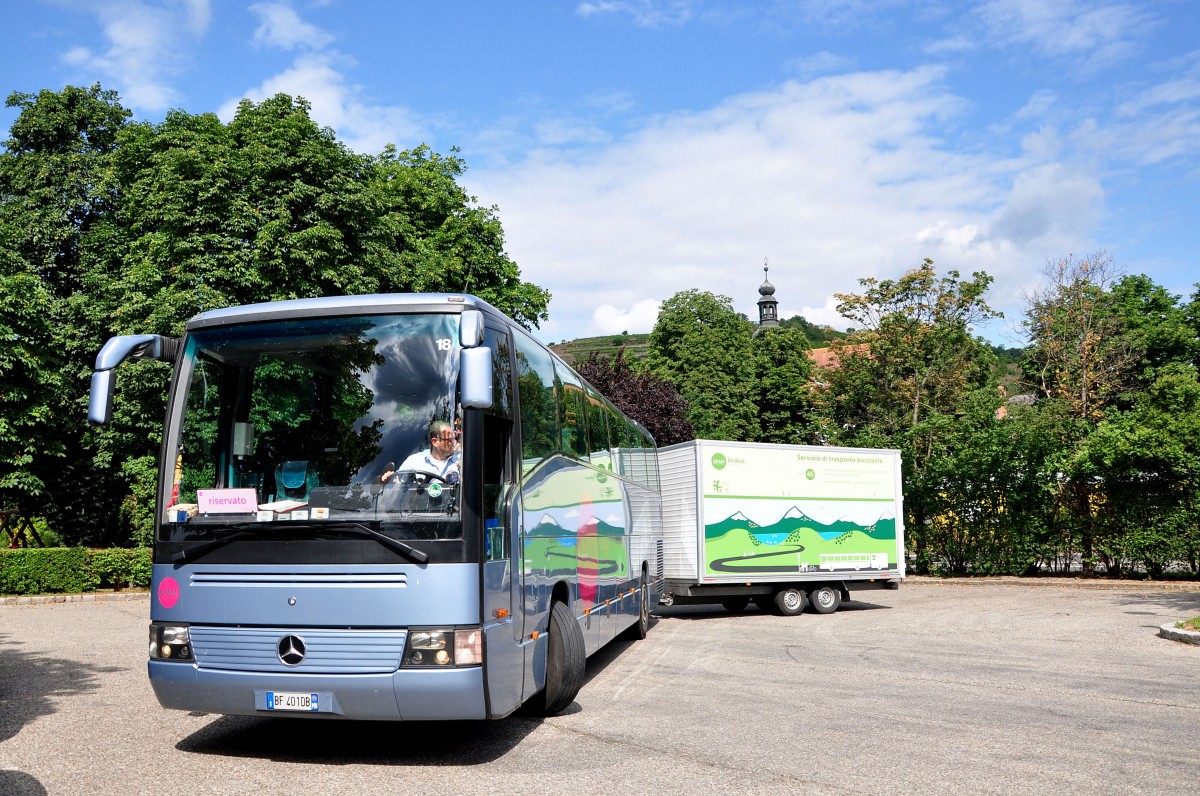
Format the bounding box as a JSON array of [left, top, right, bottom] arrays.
[[1177, 617, 1200, 632]]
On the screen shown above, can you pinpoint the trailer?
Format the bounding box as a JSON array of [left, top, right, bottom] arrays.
[[657, 440, 905, 615]]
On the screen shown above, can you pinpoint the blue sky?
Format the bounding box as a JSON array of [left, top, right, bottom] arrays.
[[4, 1, 1199, 345]]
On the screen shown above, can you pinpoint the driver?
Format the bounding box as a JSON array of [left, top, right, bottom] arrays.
[[381, 420, 461, 484]]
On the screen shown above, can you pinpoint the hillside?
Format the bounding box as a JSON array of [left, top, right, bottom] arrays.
[[550, 332, 650, 365]]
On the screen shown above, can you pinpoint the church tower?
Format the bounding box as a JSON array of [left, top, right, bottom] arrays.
[[757, 261, 778, 328]]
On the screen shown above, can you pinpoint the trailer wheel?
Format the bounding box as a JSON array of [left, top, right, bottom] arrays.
[[773, 587, 807, 616], [809, 585, 842, 614], [538, 601, 586, 715], [623, 571, 651, 640], [721, 597, 750, 613]]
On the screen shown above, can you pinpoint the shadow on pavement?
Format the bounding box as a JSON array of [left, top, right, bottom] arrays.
[[176, 712, 540, 764], [655, 599, 892, 621], [0, 631, 121, 743], [0, 770, 47, 796]]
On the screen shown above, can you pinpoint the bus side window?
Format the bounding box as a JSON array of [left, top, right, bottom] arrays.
[[513, 330, 559, 473], [554, 364, 588, 460]]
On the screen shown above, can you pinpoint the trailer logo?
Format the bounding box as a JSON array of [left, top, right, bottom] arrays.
[[711, 452, 727, 470]]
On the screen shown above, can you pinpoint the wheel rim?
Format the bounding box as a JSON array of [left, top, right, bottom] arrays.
[[815, 588, 835, 608], [782, 590, 801, 611]]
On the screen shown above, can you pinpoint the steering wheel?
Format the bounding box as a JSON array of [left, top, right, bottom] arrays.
[[392, 469, 453, 485]]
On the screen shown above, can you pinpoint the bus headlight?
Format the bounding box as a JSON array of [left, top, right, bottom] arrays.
[[149, 623, 193, 662], [402, 627, 482, 667]]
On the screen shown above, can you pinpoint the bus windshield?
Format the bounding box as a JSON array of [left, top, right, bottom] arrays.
[[161, 313, 464, 546]]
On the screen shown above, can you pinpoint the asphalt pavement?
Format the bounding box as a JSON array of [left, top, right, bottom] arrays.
[[1, 579, 1198, 795]]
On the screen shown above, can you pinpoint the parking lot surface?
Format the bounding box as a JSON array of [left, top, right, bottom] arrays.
[[1, 580, 1197, 795]]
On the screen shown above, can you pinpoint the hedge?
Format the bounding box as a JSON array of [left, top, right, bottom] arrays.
[[0, 547, 152, 596]]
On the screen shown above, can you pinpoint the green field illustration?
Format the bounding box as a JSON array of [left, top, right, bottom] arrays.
[[703, 505, 896, 575]]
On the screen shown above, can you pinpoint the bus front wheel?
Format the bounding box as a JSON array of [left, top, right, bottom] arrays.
[[539, 601, 586, 715], [624, 572, 651, 640]]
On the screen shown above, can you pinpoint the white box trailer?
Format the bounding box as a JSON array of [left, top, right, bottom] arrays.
[[658, 440, 905, 615]]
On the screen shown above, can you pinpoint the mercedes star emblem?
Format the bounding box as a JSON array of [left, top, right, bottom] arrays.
[[277, 635, 307, 666]]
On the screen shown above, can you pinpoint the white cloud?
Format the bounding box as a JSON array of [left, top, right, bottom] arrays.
[[249, 2, 334, 51], [468, 65, 1116, 343], [591, 299, 663, 335], [220, 53, 426, 154], [56, 0, 212, 111], [976, 0, 1155, 71], [576, 1, 696, 27]]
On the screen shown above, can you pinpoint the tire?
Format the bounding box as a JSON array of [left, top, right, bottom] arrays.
[[773, 587, 806, 616], [538, 601, 586, 715], [721, 596, 751, 613], [808, 585, 842, 614], [623, 572, 651, 640]]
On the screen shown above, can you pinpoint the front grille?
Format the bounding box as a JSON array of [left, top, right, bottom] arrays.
[[189, 627, 408, 674]]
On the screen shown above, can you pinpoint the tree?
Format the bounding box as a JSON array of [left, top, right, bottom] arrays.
[[1022, 252, 1141, 422], [1077, 365, 1200, 577], [829, 259, 1000, 437], [576, 350, 693, 446], [644, 290, 757, 441], [0, 85, 132, 539], [1019, 253, 1179, 575], [750, 325, 823, 444], [821, 260, 1000, 573], [0, 86, 551, 544]]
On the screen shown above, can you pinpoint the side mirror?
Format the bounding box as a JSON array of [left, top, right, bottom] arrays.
[[460, 310, 485, 348], [460, 347, 494, 409], [88, 370, 116, 426], [88, 333, 180, 426]]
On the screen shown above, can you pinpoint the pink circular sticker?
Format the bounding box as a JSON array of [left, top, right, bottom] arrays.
[[158, 576, 180, 609]]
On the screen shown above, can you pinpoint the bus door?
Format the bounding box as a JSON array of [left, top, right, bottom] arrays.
[[480, 327, 526, 717]]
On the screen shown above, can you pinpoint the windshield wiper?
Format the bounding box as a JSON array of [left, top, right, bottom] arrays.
[[170, 521, 429, 565], [171, 525, 263, 564], [316, 521, 430, 564]]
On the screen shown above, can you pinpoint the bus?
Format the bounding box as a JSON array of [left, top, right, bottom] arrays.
[[88, 293, 663, 720]]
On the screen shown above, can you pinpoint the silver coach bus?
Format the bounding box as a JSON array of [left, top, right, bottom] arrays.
[[89, 294, 663, 720]]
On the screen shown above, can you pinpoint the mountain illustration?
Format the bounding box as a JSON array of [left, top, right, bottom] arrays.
[[705, 505, 896, 543]]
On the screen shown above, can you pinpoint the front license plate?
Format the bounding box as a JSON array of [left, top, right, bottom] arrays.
[[266, 691, 319, 711]]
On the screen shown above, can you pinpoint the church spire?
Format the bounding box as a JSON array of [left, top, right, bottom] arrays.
[[757, 258, 778, 328]]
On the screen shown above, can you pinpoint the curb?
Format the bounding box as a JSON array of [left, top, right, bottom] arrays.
[[1159, 623, 1200, 645], [0, 590, 149, 607], [905, 575, 1200, 592]]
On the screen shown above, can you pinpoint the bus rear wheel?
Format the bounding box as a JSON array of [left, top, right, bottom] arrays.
[[809, 585, 842, 614], [538, 601, 586, 715]]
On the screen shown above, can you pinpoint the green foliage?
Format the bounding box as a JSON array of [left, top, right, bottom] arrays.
[[88, 547, 153, 590], [778, 314, 846, 344], [0, 546, 152, 595], [0, 548, 95, 594], [1077, 365, 1200, 576], [645, 290, 757, 440], [0, 86, 548, 546], [751, 325, 824, 444]]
